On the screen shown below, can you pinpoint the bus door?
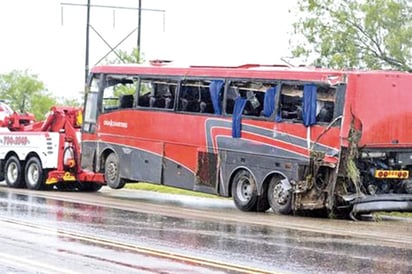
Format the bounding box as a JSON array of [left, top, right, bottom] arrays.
[[81, 74, 101, 172]]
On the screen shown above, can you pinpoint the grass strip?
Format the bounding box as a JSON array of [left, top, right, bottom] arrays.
[[125, 182, 222, 198]]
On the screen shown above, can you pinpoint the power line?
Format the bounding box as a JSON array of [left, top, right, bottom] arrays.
[[60, 2, 166, 85]]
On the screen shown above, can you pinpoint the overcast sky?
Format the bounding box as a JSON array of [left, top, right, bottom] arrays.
[[0, 0, 298, 101]]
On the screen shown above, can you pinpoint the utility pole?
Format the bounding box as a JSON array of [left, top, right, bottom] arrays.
[[137, 0, 142, 63], [61, 2, 165, 85], [85, 0, 91, 85]]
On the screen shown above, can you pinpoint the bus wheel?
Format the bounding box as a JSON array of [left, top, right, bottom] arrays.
[[25, 157, 45, 190], [267, 176, 292, 215], [5, 156, 25, 188], [78, 182, 103, 192], [105, 153, 126, 189], [232, 170, 258, 211]]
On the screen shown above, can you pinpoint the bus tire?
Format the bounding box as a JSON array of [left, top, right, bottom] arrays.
[[232, 170, 258, 212], [25, 157, 45, 190], [105, 153, 126, 189], [5, 156, 25, 188], [267, 176, 292, 215]]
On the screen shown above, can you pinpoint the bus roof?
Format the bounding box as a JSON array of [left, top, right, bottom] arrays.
[[91, 63, 410, 85]]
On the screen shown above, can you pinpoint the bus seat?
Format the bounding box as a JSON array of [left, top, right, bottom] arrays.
[[165, 97, 173, 109], [317, 102, 334, 122], [180, 98, 189, 111], [119, 94, 134, 108], [226, 99, 235, 114], [199, 101, 207, 113], [149, 96, 156, 108]]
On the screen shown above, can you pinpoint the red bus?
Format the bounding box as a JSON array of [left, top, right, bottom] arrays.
[[81, 63, 412, 218]]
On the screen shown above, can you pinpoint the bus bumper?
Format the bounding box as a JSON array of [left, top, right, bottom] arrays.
[[350, 194, 412, 216]]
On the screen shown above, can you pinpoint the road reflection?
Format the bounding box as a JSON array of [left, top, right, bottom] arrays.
[[0, 189, 411, 274]]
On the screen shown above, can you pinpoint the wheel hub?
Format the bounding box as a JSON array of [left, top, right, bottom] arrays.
[[27, 164, 39, 185], [107, 162, 117, 181], [7, 164, 18, 182], [238, 176, 253, 202], [273, 183, 289, 205]]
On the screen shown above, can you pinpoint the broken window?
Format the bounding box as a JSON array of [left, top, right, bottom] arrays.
[[279, 84, 304, 121], [315, 86, 336, 123], [278, 83, 337, 124], [101, 75, 136, 113], [178, 79, 215, 114], [137, 78, 177, 110], [225, 80, 272, 118]]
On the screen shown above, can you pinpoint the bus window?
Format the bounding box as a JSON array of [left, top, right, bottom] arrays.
[[225, 81, 267, 117], [316, 86, 336, 123], [102, 76, 136, 113], [279, 83, 337, 124], [279, 84, 304, 121], [178, 80, 214, 113], [138, 79, 177, 110], [225, 85, 238, 115]]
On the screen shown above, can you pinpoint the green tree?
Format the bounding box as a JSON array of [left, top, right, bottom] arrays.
[[106, 47, 143, 64], [0, 70, 57, 120], [104, 47, 143, 97], [57, 96, 83, 108], [291, 0, 412, 71]]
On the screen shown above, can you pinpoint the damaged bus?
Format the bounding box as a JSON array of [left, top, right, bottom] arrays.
[[81, 63, 412, 219]]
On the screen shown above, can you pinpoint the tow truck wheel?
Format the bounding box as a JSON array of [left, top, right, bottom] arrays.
[[5, 156, 25, 188], [105, 153, 126, 189], [232, 169, 258, 212], [267, 176, 292, 215], [25, 157, 45, 190]]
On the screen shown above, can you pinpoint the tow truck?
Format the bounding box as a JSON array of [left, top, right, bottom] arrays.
[[0, 101, 104, 191]]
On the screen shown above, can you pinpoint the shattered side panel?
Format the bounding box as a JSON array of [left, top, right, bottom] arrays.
[[194, 150, 218, 193]]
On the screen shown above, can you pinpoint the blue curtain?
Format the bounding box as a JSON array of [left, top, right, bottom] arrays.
[[209, 80, 224, 115], [232, 97, 247, 138], [262, 87, 276, 117], [303, 84, 317, 126]]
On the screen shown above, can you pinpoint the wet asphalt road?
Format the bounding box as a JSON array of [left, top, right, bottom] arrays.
[[0, 185, 411, 274]]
